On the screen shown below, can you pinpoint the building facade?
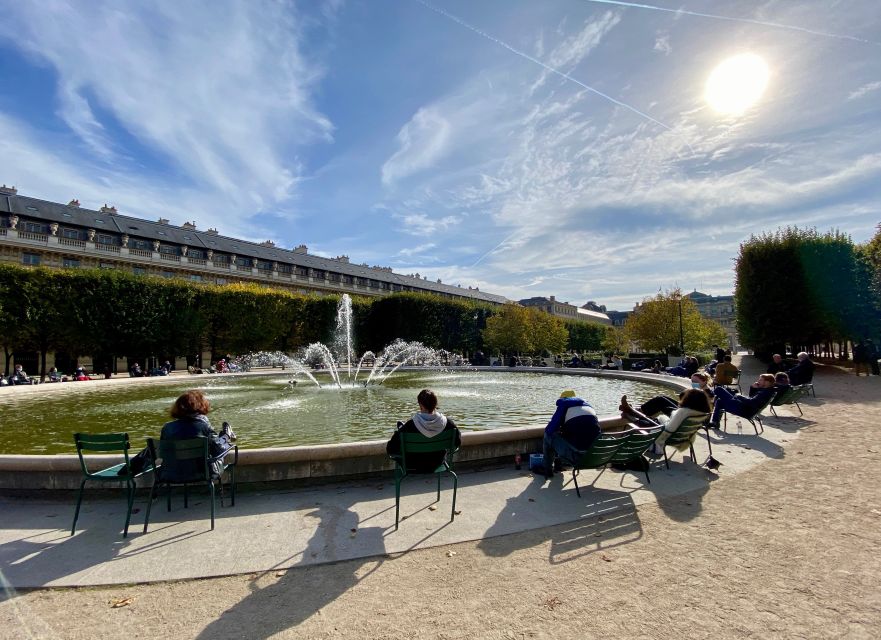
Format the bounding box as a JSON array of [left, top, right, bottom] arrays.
[[0, 187, 507, 305], [518, 295, 611, 325], [684, 289, 738, 349]]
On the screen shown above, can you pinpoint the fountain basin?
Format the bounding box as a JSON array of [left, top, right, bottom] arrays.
[[0, 368, 688, 491]]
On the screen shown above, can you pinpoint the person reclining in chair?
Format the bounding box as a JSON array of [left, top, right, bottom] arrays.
[[620, 390, 710, 455], [787, 352, 815, 386], [541, 390, 600, 479], [707, 373, 776, 429], [386, 389, 461, 474]]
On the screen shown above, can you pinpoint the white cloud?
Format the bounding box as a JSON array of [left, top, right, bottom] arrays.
[[381, 107, 452, 185], [0, 1, 332, 216], [654, 34, 672, 55], [848, 81, 881, 101]]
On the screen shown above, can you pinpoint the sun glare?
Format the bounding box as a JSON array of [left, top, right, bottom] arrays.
[[705, 53, 770, 115]]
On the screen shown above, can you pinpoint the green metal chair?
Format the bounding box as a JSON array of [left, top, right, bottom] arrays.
[[610, 425, 665, 483], [658, 413, 711, 469], [71, 432, 156, 538], [143, 436, 237, 532], [722, 393, 775, 435], [769, 385, 809, 418], [556, 432, 628, 497], [391, 429, 459, 530], [723, 369, 743, 394]]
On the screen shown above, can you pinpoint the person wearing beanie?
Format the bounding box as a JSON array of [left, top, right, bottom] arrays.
[[541, 390, 600, 479]]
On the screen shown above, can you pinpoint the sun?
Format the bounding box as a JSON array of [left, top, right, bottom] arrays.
[[705, 53, 770, 115]]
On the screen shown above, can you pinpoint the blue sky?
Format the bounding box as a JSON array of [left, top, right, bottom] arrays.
[[0, 0, 879, 310]]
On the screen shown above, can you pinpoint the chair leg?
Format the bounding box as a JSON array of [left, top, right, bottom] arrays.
[[167, 485, 172, 512], [394, 475, 402, 531], [71, 479, 87, 536], [770, 406, 778, 417], [663, 447, 670, 470], [449, 471, 458, 522], [208, 481, 215, 530], [703, 426, 714, 457], [230, 465, 236, 507], [436, 473, 441, 503], [123, 480, 136, 538], [143, 480, 159, 533], [795, 401, 803, 416], [184, 483, 189, 509], [689, 444, 697, 466], [572, 468, 581, 498], [722, 411, 728, 433]]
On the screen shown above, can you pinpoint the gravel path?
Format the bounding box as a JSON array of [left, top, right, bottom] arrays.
[[3, 356, 880, 639]]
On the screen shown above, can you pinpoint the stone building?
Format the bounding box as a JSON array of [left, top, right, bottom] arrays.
[[0, 186, 507, 305], [518, 295, 611, 325], [683, 289, 738, 349]]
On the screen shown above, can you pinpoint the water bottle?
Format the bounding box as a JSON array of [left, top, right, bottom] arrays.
[[515, 454, 522, 470]]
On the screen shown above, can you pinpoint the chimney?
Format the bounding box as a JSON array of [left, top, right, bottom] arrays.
[[259, 240, 275, 247], [157, 217, 170, 225], [205, 227, 219, 235], [549, 295, 556, 302], [68, 199, 80, 208], [100, 204, 118, 214], [293, 244, 308, 254], [182, 221, 197, 230], [336, 255, 349, 263], [0, 185, 17, 196]]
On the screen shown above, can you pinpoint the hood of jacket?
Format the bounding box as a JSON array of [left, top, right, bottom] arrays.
[[412, 411, 448, 437]]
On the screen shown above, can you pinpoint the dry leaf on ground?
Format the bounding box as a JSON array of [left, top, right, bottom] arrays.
[[110, 597, 133, 608]]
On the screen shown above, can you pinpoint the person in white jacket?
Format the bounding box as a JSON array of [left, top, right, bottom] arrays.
[[620, 389, 711, 455]]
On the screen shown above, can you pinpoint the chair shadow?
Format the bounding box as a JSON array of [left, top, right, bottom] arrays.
[[476, 475, 643, 565], [194, 499, 386, 640]]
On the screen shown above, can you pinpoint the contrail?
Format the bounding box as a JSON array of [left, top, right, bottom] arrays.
[[471, 229, 520, 267], [582, 0, 881, 46], [415, 0, 689, 147]]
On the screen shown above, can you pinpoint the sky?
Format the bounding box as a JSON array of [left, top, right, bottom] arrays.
[[0, 0, 879, 311]]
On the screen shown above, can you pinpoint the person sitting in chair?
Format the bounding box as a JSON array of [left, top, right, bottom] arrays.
[[386, 389, 461, 474], [161, 390, 236, 479], [787, 352, 815, 386], [767, 353, 786, 375], [541, 390, 600, 479], [772, 372, 792, 394], [714, 355, 739, 386], [707, 374, 776, 429], [620, 389, 711, 455]]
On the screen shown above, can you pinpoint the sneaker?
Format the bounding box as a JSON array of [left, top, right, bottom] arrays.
[[707, 421, 721, 431], [221, 421, 237, 441]]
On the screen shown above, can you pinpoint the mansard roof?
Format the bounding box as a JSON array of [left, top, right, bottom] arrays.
[[0, 193, 508, 304]]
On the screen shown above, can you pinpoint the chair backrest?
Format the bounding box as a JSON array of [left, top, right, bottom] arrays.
[[612, 425, 665, 462], [74, 432, 131, 477], [570, 433, 625, 470], [148, 437, 210, 483], [663, 414, 709, 448], [773, 385, 809, 406], [399, 429, 458, 471]]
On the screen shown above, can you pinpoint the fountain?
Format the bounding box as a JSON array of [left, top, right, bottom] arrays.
[[235, 294, 452, 389]]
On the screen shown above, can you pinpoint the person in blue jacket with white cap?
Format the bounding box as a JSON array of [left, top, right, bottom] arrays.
[[541, 390, 600, 479]]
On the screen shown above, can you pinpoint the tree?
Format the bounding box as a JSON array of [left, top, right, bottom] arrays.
[[566, 322, 606, 352], [735, 227, 876, 356], [482, 304, 534, 355], [624, 289, 710, 354], [529, 309, 569, 354], [601, 326, 630, 355]]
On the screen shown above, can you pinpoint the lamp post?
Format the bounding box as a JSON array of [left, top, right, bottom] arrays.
[[674, 290, 684, 355]]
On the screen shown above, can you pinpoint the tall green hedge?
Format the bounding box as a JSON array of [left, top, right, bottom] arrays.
[[735, 227, 879, 357], [0, 265, 496, 377]]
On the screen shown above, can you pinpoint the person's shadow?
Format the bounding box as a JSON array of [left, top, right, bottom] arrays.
[[195, 499, 386, 639]]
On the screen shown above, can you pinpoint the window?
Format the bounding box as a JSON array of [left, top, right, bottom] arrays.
[[235, 257, 249, 267], [128, 226, 139, 230], [216, 277, 227, 285], [161, 270, 174, 278], [99, 262, 114, 270], [97, 234, 116, 245], [213, 254, 230, 264], [62, 257, 80, 268], [313, 270, 326, 280], [130, 239, 151, 251], [62, 212, 72, 218], [160, 245, 179, 255], [26, 206, 38, 211], [22, 253, 40, 266], [62, 228, 81, 239], [133, 267, 146, 276], [94, 218, 104, 223], [277, 263, 292, 274], [190, 274, 203, 281], [257, 260, 273, 271], [296, 267, 309, 277], [23, 221, 46, 234], [189, 248, 205, 259], [157, 231, 167, 236]]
